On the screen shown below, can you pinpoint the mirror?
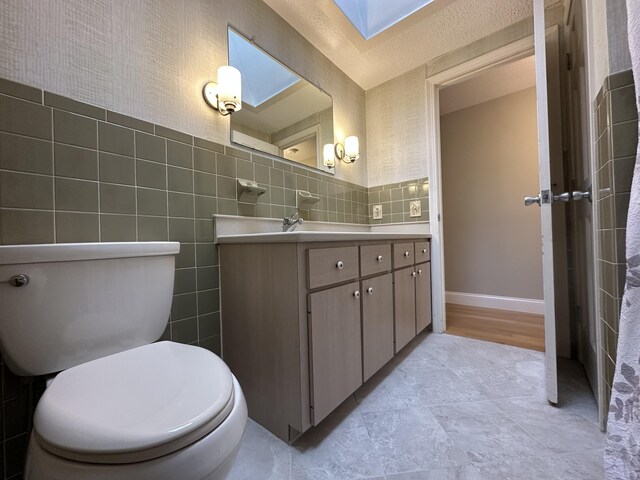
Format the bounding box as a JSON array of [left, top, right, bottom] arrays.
[[228, 28, 334, 174]]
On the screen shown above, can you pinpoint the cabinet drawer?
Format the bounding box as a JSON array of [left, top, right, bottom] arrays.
[[308, 246, 359, 289], [393, 242, 415, 269], [360, 244, 391, 277], [415, 241, 430, 263]]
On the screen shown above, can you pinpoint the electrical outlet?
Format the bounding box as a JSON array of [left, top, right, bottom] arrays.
[[409, 200, 421, 217], [372, 204, 383, 220]]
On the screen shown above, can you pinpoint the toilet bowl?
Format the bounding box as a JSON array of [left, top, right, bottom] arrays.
[[0, 242, 247, 480]]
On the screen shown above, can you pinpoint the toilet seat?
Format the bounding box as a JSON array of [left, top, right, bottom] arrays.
[[33, 342, 234, 464]]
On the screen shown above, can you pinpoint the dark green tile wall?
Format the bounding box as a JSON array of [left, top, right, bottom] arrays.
[[594, 69, 637, 411]]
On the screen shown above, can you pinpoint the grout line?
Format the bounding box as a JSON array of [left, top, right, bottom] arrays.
[[51, 108, 57, 243]]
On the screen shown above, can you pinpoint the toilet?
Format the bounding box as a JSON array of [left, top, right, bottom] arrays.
[[0, 242, 247, 480]]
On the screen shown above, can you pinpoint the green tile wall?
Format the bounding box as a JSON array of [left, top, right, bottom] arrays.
[[368, 178, 430, 224], [594, 70, 637, 411]]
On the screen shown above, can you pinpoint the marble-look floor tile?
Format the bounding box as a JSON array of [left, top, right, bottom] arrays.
[[491, 396, 605, 453], [430, 402, 550, 464], [226, 419, 292, 480], [384, 465, 483, 479], [398, 367, 486, 406], [554, 448, 604, 479], [418, 336, 495, 369], [473, 455, 566, 480], [291, 397, 385, 480], [355, 362, 417, 414], [452, 366, 539, 399], [472, 340, 543, 366], [362, 405, 469, 474], [428, 400, 503, 425], [473, 448, 603, 480]]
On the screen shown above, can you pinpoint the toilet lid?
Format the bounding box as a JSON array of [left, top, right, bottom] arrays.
[[33, 341, 235, 463]]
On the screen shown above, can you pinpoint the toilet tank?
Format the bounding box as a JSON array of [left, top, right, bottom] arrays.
[[0, 242, 180, 376]]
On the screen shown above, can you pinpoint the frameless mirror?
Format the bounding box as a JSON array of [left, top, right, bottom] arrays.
[[228, 28, 335, 174]]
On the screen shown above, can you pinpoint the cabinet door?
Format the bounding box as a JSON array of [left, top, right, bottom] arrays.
[[394, 266, 416, 353], [308, 281, 362, 425], [362, 273, 394, 381], [416, 263, 432, 332]]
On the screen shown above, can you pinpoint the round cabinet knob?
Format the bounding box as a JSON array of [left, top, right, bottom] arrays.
[[418, 269, 423, 275], [404, 251, 410, 257], [354, 290, 360, 298], [336, 261, 344, 269], [7, 274, 29, 287], [411, 271, 417, 278], [367, 287, 374, 295], [377, 255, 383, 262], [422, 249, 427, 254]]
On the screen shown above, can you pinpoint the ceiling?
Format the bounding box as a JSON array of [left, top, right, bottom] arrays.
[[263, 0, 560, 90]]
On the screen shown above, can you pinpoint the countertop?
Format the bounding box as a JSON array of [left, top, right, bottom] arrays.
[[216, 231, 430, 244]]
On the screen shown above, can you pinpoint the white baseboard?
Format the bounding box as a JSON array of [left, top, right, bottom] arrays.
[[446, 291, 544, 315]]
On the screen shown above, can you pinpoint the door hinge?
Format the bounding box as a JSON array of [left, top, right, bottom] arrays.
[[566, 53, 573, 70]]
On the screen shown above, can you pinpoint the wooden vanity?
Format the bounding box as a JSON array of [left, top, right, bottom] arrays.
[[218, 234, 431, 442]]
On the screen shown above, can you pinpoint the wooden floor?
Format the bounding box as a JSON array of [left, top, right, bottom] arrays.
[[446, 303, 545, 352]]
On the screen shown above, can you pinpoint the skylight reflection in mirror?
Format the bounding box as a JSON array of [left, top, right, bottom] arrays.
[[333, 0, 434, 40], [228, 30, 300, 108]]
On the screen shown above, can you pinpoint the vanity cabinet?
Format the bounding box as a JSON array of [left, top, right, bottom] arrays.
[[361, 272, 394, 381], [219, 236, 430, 443], [394, 266, 418, 352], [393, 242, 433, 352], [308, 281, 362, 424]]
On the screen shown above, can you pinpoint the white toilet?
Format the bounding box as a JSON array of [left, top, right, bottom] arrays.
[[0, 242, 247, 480]]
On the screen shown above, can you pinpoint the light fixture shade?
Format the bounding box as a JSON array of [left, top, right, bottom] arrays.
[[217, 66, 242, 112], [323, 144, 335, 168], [344, 136, 359, 162]]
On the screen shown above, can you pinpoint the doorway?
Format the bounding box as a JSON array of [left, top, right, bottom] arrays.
[[425, 16, 601, 420], [438, 56, 545, 352]]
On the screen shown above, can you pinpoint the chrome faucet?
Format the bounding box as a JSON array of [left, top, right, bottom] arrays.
[[282, 212, 304, 232]]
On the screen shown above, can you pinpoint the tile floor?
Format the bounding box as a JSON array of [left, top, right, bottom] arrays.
[[227, 332, 604, 480]]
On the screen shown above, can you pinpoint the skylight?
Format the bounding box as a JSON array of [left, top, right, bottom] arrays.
[[228, 30, 300, 108], [333, 0, 434, 40]]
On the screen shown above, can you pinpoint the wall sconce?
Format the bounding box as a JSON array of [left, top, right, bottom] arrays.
[[203, 66, 242, 116], [343, 136, 359, 163], [323, 144, 335, 169], [330, 136, 359, 165]]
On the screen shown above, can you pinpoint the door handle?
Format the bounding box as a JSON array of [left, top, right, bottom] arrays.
[[572, 189, 592, 202], [524, 196, 541, 207], [554, 192, 571, 202]]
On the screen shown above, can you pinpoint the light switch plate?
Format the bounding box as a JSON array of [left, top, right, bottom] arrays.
[[409, 200, 421, 217], [372, 204, 383, 220]]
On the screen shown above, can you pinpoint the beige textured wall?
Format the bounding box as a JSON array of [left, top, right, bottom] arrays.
[[441, 87, 543, 300], [0, 0, 367, 185], [365, 66, 428, 187]]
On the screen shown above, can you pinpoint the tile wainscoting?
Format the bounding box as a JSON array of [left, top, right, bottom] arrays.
[[594, 69, 637, 411]]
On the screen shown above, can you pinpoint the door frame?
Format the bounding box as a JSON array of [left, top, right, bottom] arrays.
[[568, 0, 606, 429], [425, 34, 536, 334]]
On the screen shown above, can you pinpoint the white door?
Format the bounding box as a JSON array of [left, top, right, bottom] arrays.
[[529, 0, 570, 405]]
